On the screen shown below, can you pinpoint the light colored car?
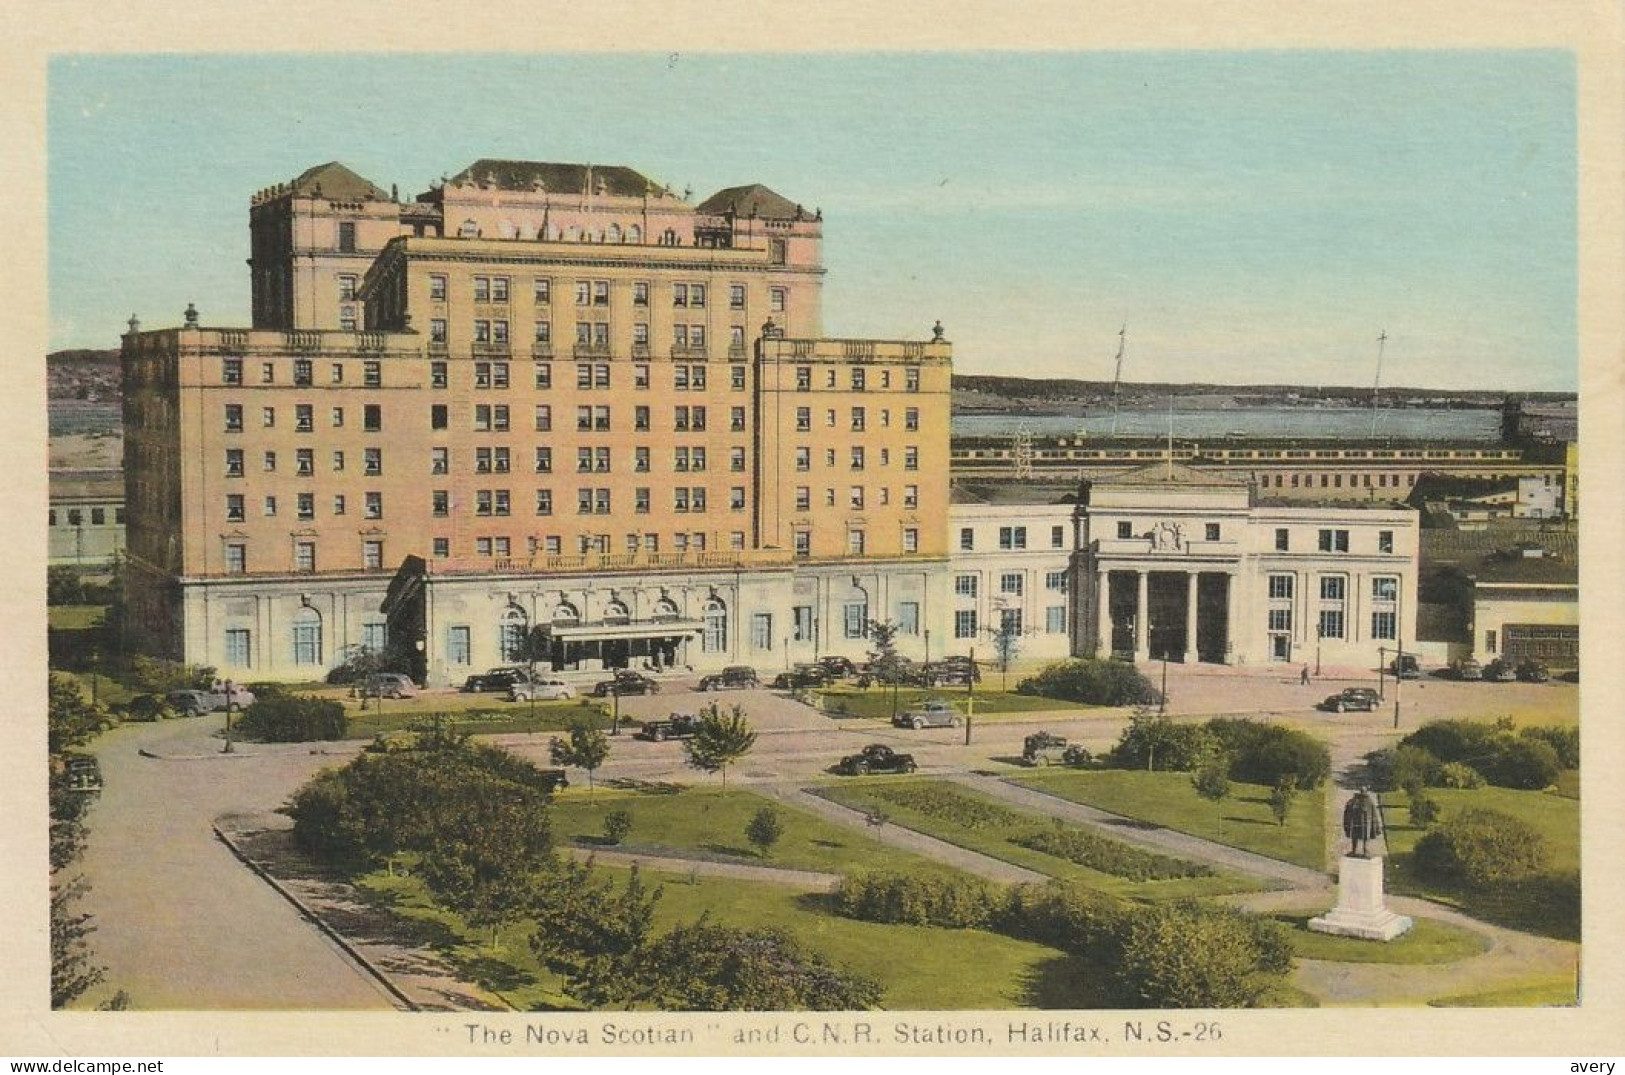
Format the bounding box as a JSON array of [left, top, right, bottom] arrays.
[[893, 699, 962, 730], [510, 677, 575, 702], [363, 673, 417, 699]]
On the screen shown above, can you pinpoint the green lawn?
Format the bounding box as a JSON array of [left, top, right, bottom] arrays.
[[1011, 769, 1328, 871], [815, 686, 1097, 721], [549, 785, 965, 880], [359, 864, 1085, 1010], [344, 699, 613, 739], [1428, 977, 1579, 1007], [816, 779, 1266, 901], [1271, 913, 1490, 965], [48, 604, 108, 630], [1379, 784, 1580, 940]]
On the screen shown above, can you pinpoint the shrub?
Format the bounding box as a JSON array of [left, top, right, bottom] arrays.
[[1519, 726, 1579, 769], [1109, 900, 1293, 1008], [1204, 718, 1331, 790], [1407, 790, 1442, 827], [1016, 659, 1162, 707], [47, 566, 85, 606], [861, 784, 1027, 831], [1483, 737, 1562, 791], [1108, 711, 1213, 772], [834, 872, 995, 928], [637, 923, 883, 1011], [1191, 760, 1232, 802], [994, 881, 1127, 956], [1011, 825, 1213, 881], [235, 695, 347, 742], [1364, 744, 1442, 793], [128, 657, 217, 695], [1436, 761, 1484, 790], [1268, 777, 1298, 827], [1412, 809, 1550, 888], [603, 809, 633, 846], [745, 806, 784, 858], [1401, 720, 1500, 766]]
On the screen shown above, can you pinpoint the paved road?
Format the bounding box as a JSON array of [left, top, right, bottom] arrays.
[[73, 717, 395, 1010]]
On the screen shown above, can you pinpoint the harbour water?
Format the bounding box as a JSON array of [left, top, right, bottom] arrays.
[[951, 405, 1502, 441]]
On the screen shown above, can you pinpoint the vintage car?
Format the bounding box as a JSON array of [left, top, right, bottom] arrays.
[[636, 713, 703, 741], [362, 673, 417, 699], [537, 768, 571, 793], [1319, 686, 1381, 713], [699, 666, 760, 691], [1450, 658, 1484, 681], [772, 664, 834, 690], [1484, 659, 1518, 683], [462, 667, 532, 693], [835, 744, 918, 776], [592, 670, 661, 697], [166, 684, 256, 716], [892, 699, 962, 730], [1021, 731, 1071, 766], [1514, 660, 1551, 683], [817, 656, 861, 679], [509, 677, 575, 702], [1389, 654, 1422, 680], [63, 754, 102, 794]]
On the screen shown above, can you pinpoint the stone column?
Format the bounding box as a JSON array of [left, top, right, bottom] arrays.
[[1183, 571, 1200, 663], [1133, 570, 1149, 662], [1224, 572, 1240, 665], [1096, 570, 1112, 656]]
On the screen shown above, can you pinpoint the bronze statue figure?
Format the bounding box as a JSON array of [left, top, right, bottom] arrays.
[[1342, 788, 1384, 857]]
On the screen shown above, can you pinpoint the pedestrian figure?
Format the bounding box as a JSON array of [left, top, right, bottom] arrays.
[[1300, 665, 1310, 686]]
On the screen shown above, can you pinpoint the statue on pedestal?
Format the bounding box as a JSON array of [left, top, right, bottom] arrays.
[[1342, 788, 1383, 857]]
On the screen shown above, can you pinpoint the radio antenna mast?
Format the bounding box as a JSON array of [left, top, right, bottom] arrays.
[[1369, 329, 1388, 437], [1109, 323, 1127, 438]]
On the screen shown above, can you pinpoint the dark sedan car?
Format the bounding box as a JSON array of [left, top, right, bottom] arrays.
[[1515, 660, 1551, 683], [592, 670, 660, 697], [462, 668, 529, 693], [772, 664, 833, 689], [1319, 687, 1381, 713], [1484, 659, 1518, 682], [699, 666, 760, 691], [835, 744, 918, 776]]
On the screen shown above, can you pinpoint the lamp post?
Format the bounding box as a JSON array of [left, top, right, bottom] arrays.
[[1393, 639, 1404, 730], [1159, 651, 1169, 716], [964, 646, 975, 746], [1315, 624, 1324, 678], [1378, 645, 1387, 700], [611, 688, 622, 737], [221, 678, 236, 754], [924, 628, 931, 668]]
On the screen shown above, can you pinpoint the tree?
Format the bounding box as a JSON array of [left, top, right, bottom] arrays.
[[417, 773, 555, 949], [51, 875, 104, 1008], [48, 566, 85, 606], [746, 806, 784, 858], [603, 809, 633, 846], [1111, 708, 1209, 772], [635, 920, 883, 1010], [1191, 758, 1231, 803], [988, 615, 1022, 690], [864, 619, 908, 685], [550, 723, 611, 799], [528, 860, 664, 1009], [1269, 776, 1298, 827], [1110, 900, 1292, 1008], [683, 704, 757, 787], [1407, 789, 1441, 828], [1413, 808, 1549, 888], [234, 694, 347, 742], [1017, 658, 1161, 707], [49, 674, 110, 755]]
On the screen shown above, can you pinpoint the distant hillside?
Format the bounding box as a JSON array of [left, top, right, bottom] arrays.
[[952, 374, 1573, 410], [47, 349, 120, 401]]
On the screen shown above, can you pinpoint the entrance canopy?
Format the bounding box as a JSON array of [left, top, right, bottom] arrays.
[[550, 619, 704, 642]]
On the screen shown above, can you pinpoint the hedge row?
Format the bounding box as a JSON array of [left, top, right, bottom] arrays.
[[1011, 826, 1214, 882]]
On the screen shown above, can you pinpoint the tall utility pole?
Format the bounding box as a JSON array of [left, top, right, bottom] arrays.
[[1369, 329, 1388, 438], [1109, 324, 1127, 438]]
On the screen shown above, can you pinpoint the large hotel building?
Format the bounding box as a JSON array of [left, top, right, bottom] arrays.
[[122, 158, 1418, 683], [123, 161, 952, 683]]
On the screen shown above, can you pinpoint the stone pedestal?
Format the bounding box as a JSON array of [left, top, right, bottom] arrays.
[[1309, 855, 1413, 941]]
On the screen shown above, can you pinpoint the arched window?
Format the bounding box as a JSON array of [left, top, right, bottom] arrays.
[[652, 597, 680, 623], [499, 605, 528, 662], [552, 601, 580, 626], [702, 598, 727, 653], [566, 225, 580, 242], [627, 224, 642, 244], [607, 223, 622, 244], [458, 219, 478, 238], [604, 599, 630, 625], [292, 606, 323, 666]]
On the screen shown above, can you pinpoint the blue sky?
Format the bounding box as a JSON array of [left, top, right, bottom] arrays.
[[48, 51, 1576, 390]]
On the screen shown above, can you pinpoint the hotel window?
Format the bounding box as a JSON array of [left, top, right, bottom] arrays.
[[848, 529, 866, 555], [1046, 571, 1068, 592], [363, 404, 381, 432], [431, 447, 449, 474], [1371, 610, 1397, 641], [901, 408, 918, 431], [262, 406, 276, 428], [575, 281, 591, 306], [1268, 608, 1292, 632], [433, 538, 449, 558], [904, 447, 919, 470], [851, 407, 866, 431], [902, 528, 919, 553], [955, 574, 977, 598], [296, 449, 315, 476], [293, 609, 323, 665], [691, 283, 706, 308], [1275, 528, 1289, 551], [904, 484, 919, 509], [431, 404, 448, 430], [535, 489, 553, 515], [1268, 574, 1294, 600], [224, 628, 251, 666], [1379, 529, 1394, 554], [535, 320, 553, 346], [793, 531, 810, 558], [337, 274, 358, 301], [363, 541, 384, 570], [729, 283, 746, 309], [672, 283, 688, 308], [364, 492, 383, 519], [1372, 576, 1398, 601], [730, 487, 746, 511], [475, 319, 491, 344], [730, 447, 746, 472], [849, 485, 865, 510], [432, 491, 449, 517], [796, 407, 811, 432], [332, 406, 345, 428], [851, 447, 866, 470], [770, 287, 786, 312], [533, 277, 551, 305], [905, 368, 920, 392], [1046, 607, 1067, 634], [795, 486, 811, 511], [1051, 525, 1066, 548], [1001, 572, 1024, 596], [795, 366, 811, 391], [960, 527, 974, 551], [263, 451, 277, 473], [363, 448, 382, 475], [851, 368, 867, 392], [447, 626, 471, 666], [999, 526, 1027, 550], [1001, 608, 1023, 635], [1205, 523, 1221, 541], [795, 447, 811, 471], [224, 404, 243, 432], [1318, 609, 1345, 640], [532, 362, 552, 389], [633, 281, 649, 307], [222, 358, 242, 385], [532, 404, 552, 432], [1320, 575, 1346, 601], [225, 449, 244, 477], [492, 320, 510, 345], [337, 222, 356, 252], [491, 276, 509, 303], [633, 405, 650, 431], [592, 281, 609, 306], [430, 361, 448, 388], [1318, 528, 1350, 552], [333, 450, 345, 472], [429, 274, 447, 301], [295, 542, 316, 573], [954, 609, 978, 639], [494, 490, 512, 516], [844, 602, 868, 639], [730, 365, 746, 391], [430, 318, 447, 344], [294, 405, 314, 432], [225, 495, 245, 523], [751, 613, 773, 650]]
